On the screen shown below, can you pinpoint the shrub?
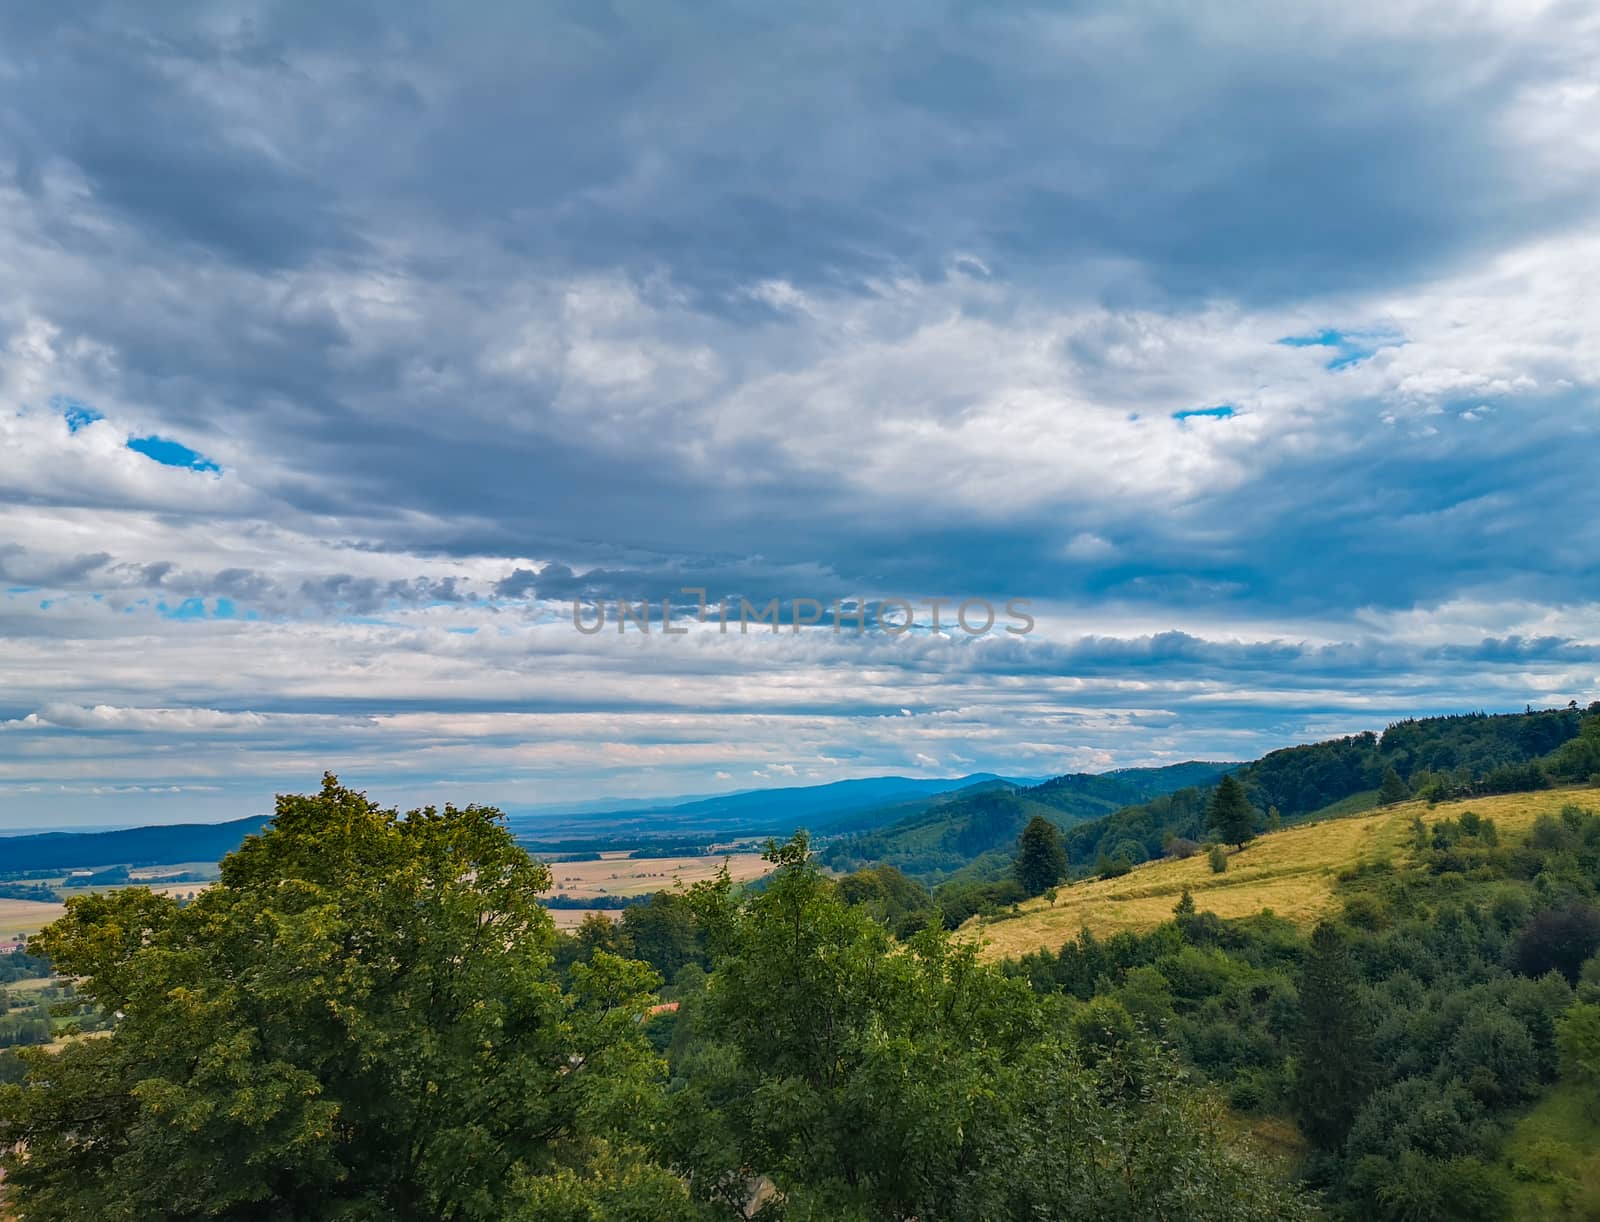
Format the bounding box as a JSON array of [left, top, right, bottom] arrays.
[[1514, 903, 1600, 984], [1208, 845, 1228, 874], [1342, 894, 1387, 931]]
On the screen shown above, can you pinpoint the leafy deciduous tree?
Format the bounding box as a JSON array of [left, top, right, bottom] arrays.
[[0, 776, 692, 1222]]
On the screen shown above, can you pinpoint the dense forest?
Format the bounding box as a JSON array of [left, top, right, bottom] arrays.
[[1006, 801, 1600, 1218]]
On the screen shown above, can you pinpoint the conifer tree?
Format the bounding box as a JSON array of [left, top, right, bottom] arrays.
[[1293, 921, 1376, 1150], [1379, 765, 1409, 806], [1014, 815, 1068, 896], [1206, 775, 1256, 849]]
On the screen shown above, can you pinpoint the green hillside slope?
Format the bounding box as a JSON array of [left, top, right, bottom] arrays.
[[818, 761, 1235, 880]]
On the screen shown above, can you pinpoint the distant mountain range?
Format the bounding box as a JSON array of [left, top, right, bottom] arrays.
[[0, 815, 273, 874], [817, 762, 1241, 880], [8, 706, 1586, 879], [505, 773, 1043, 842], [0, 773, 1040, 873]]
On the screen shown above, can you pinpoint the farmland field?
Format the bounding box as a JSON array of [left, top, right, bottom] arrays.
[[965, 786, 1600, 960], [2, 850, 770, 939], [0, 897, 65, 940], [541, 850, 772, 902]]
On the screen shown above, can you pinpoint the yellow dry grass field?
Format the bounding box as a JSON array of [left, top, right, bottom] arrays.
[[541, 851, 771, 901], [966, 786, 1600, 961], [0, 897, 66, 940]]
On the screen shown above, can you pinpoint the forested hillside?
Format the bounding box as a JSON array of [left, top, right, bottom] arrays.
[[0, 816, 272, 873], [1060, 707, 1594, 876], [819, 760, 1235, 880], [991, 786, 1600, 1219]]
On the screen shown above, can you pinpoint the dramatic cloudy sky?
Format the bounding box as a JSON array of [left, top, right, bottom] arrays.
[[2, 1, 1599, 827]]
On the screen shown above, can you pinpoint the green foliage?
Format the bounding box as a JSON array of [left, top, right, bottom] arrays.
[[1514, 903, 1600, 984], [834, 864, 938, 938], [0, 881, 58, 902], [1207, 775, 1256, 849], [617, 889, 709, 979], [668, 832, 1309, 1220], [1356, 1150, 1510, 1222], [1096, 853, 1134, 879], [1296, 922, 1378, 1149], [1379, 765, 1410, 806], [1448, 1006, 1540, 1107], [1557, 1002, 1600, 1117], [1013, 815, 1068, 896], [820, 763, 1232, 881], [1003, 797, 1600, 1219], [1547, 710, 1600, 783], [1208, 844, 1228, 873], [0, 775, 685, 1221]]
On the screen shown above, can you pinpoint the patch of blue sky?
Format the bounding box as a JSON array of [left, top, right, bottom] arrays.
[[51, 395, 104, 433], [1277, 327, 1405, 370], [159, 597, 209, 620], [126, 434, 221, 473], [1172, 405, 1236, 421]]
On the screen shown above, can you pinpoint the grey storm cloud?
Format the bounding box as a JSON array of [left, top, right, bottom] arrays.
[[0, 544, 112, 585], [2, 1, 1599, 823], [2, 0, 1596, 614]]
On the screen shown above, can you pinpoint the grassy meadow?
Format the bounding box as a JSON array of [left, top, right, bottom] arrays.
[[965, 786, 1600, 961]]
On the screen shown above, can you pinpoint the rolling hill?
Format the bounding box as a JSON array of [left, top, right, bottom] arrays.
[[963, 785, 1599, 960], [0, 774, 1034, 874], [818, 761, 1239, 880], [506, 772, 1031, 844], [1058, 706, 1593, 874], [0, 815, 272, 875]]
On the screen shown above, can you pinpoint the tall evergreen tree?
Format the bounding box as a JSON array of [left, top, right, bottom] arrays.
[[1293, 921, 1376, 1150], [1379, 765, 1409, 806], [1014, 815, 1068, 896], [1206, 775, 1256, 849]]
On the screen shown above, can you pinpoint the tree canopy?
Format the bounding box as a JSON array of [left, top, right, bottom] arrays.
[[0, 775, 690, 1221]]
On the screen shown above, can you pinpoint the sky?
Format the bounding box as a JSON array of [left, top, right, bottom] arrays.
[[2, 1, 1599, 828]]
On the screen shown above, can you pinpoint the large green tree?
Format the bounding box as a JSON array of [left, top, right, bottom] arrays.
[[1293, 920, 1377, 1151], [0, 776, 695, 1222], [1014, 815, 1069, 896], [1205, 775, 1256, 850], [666, 832, 1310, 1220]]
